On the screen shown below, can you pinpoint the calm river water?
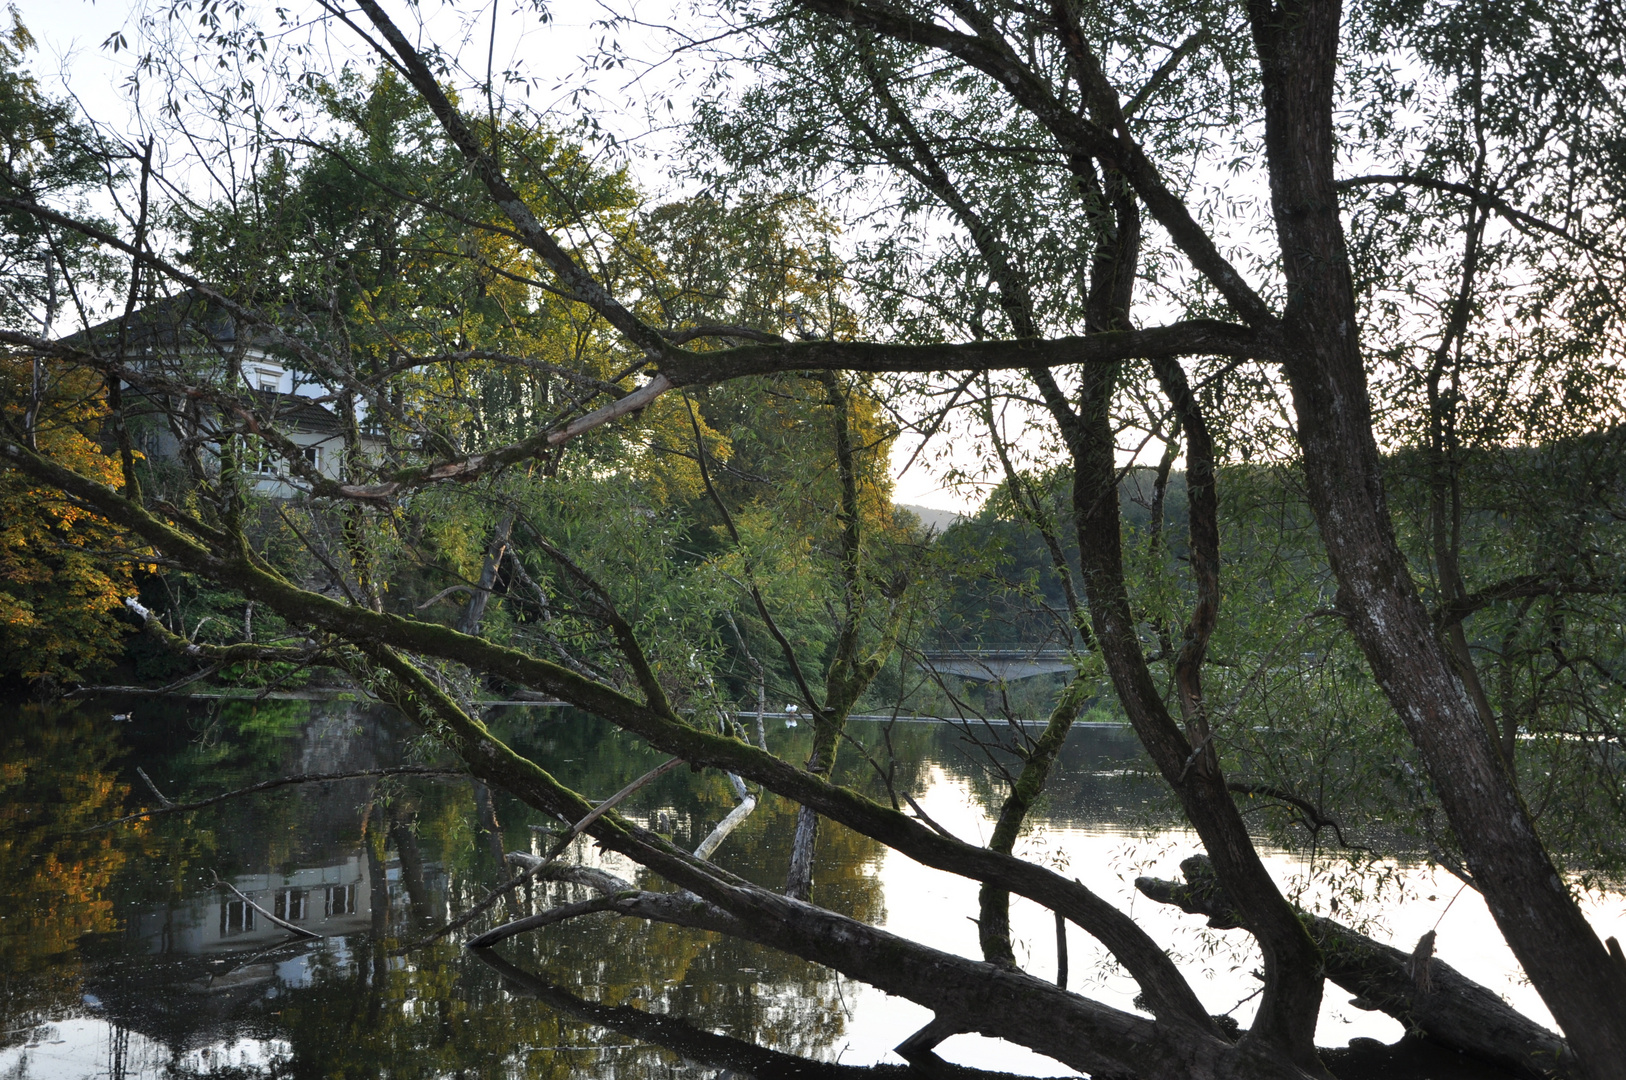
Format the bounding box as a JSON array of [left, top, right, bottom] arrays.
[[2, 696, 1620, 1079]]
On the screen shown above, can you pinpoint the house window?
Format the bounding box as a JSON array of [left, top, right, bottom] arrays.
[[255, 369, 280, 392], [273, 889, 308, 921], [324, 883, 356, 917], [220, 898, 255, 935], [302, 445, 322, 471]]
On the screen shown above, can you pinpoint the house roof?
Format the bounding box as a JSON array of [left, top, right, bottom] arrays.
[[67, 289, 325, 361], [69, 290, 243, 352], [248, 389, 349, 437]]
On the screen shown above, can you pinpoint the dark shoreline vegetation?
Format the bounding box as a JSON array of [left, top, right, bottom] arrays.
[[2, 0, 1626, 1076]]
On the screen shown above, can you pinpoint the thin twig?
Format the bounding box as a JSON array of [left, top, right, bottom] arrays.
[[901, 791, 958, 841]]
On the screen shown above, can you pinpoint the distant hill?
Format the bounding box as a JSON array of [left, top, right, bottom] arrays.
[[897, 503, 966, 535]]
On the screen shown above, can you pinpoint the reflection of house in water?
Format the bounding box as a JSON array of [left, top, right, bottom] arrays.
[[129, 855, 376, 955], [85, 847, 446, 1071], [50, 703, 463, 1076]]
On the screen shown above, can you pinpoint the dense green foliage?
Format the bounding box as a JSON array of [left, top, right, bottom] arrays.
[[3, 0, 1626, 1071]]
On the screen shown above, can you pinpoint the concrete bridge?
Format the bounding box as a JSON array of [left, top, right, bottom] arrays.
[[918, 648, 1079, 682]]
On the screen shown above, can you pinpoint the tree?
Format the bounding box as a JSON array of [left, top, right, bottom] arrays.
[[0, 15, 135, 682], [3, 0, 1626, 1077], [0, 354, 144, 681]]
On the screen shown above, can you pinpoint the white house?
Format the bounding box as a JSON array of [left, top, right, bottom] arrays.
[[77, 292, 384, 497]]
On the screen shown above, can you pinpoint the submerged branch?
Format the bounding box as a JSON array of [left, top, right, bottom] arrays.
[[212, 871, 320, 940], [694, 794, 758, 861]]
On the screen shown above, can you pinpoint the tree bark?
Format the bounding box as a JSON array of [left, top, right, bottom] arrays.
[[1249, 0, 1626, 1070]]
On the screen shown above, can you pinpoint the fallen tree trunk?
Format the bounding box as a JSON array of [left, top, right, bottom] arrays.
[[462, 862, 1312, 1080], [474, 948, 1071, 1080], [1137, 855, 1578, 1079], [357, 653, 1327, 1080]]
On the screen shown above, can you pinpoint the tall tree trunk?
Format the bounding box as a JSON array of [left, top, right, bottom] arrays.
[[1250, 0, 1626, 1071], [787, 374, 884, 901], [1066, 364, 1326, 1072], [977, 672, 1091, 966], [1038, 148, 1326, 1069]]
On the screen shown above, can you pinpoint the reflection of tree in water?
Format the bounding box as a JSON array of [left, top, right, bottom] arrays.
[[2, 700, 1523, 1080], [477, 950, 1066, 1080], [2, 697, 1122, 1077], [824, 714, 1172, 836], [6, 700, 897, 1077], [487, 709, 890, 920], [118, 850, 871, 1077], [0, 705, 135, 1048], [113, 699, 423, 899], [419, 711, 891, 1069]]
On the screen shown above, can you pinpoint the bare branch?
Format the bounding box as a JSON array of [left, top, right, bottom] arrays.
[[89, 767, 468, 831], [1339, 174, 1620, 260], [213, 872, 320, 939]]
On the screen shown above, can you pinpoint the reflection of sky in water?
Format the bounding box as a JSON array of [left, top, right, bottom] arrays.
[[2, 1020, 289, 1080], [846, 766, 1626, 1073], [2, 704, 1623, 1079]]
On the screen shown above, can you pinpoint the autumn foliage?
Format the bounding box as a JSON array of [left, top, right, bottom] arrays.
[[0, 356, 140, 681]]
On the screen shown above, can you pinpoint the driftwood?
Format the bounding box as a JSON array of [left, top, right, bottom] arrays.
[[694, 793, 757, 860], [89, 767, 470, 831], [694, 771, 757, 861], [135, 767, 174, 808], [1136, 855, 1577, 1079]]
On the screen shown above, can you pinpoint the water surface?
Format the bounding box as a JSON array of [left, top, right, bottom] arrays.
[[1, 697, 1618, 1078]]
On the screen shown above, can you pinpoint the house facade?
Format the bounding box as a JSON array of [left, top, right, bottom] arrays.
[[76, 292, 385, 498]]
